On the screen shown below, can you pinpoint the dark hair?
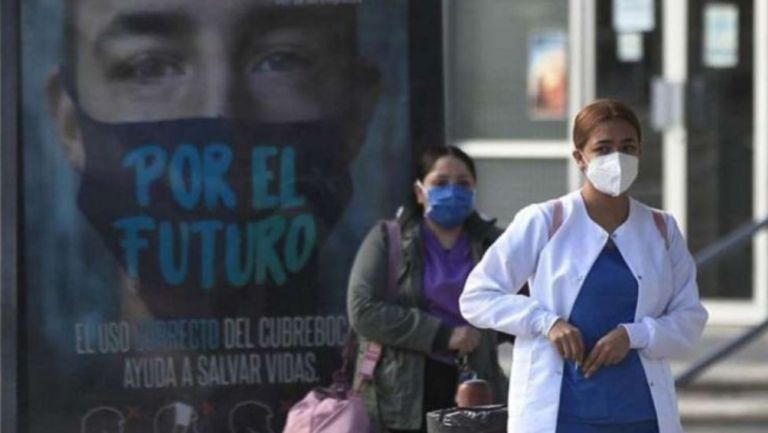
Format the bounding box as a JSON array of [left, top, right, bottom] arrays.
[[572, 99, 642, 150], [402, 145, 477, 219]]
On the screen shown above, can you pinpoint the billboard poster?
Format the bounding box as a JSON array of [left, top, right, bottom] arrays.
[[20, 0, 411, 431]]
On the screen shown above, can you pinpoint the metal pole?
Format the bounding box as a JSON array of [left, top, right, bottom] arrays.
[[694, 219, 768, 268], [676, 318, 768, 387]]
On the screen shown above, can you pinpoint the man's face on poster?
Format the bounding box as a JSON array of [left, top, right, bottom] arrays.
[[76, 0, 358, 120], [47, 0, 380, 316], [52, 0, 378, 163]]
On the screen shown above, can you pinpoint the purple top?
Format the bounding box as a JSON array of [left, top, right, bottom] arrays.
[[421, 223, 474, 328]]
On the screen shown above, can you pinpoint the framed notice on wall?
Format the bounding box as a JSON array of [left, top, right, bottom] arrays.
[[703, 3, 739, 68], [1, 1, 447, 432], [527, 30, 568, 121]]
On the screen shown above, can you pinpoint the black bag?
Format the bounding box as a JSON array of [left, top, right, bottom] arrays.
[[426, 404, 507, 433]]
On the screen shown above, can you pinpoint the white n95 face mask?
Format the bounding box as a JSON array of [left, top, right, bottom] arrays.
[[584, 152, 639, 197]]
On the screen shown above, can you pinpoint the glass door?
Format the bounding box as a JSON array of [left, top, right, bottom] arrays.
[[686, 0, 753, 301], [589, 0, 768, 324]]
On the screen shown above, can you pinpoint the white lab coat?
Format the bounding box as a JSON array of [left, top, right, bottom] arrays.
[[460, 191, 708, 433]]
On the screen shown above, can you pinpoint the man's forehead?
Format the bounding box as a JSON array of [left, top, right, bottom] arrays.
[[72, 0, 354, 36], [74, 0, 275, 18]]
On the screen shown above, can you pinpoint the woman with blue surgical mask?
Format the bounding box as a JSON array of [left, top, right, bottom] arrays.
[[461, 99, 708, 433], [348, 146, 508, 433]]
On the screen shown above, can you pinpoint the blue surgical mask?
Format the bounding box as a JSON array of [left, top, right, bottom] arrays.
[[419, 182, 476, 228]]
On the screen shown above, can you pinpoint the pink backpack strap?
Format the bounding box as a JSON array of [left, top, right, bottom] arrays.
[[355, 220, 402, 391], [652, 210, 670, 250], [355, 342, 382, 386], [548, 199, 564, 240]]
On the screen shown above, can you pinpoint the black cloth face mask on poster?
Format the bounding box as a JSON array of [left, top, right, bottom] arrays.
[[71, 102, 353, 319]]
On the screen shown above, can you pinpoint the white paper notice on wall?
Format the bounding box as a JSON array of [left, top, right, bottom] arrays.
[[704, 3, 739, 68], [617, 33, 643, 62], [613, 0, 655, 33]]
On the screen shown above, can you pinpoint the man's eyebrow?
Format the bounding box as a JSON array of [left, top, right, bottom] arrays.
[[94, 10, 194, 48]]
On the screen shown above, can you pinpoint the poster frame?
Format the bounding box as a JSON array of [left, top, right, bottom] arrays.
[[0, 0, 445, 432], [1, 0, 21, 431]]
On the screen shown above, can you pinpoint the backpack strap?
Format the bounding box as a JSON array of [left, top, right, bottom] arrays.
[[354, 220, 402, 391], [651, 210, 670, 250], [548, 199, 564, 240], [383, 220, 402, 299]]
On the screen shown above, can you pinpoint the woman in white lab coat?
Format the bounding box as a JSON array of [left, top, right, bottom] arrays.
[[459, 99, 708, 433]]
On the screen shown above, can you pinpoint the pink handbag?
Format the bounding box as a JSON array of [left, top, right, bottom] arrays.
[[283, 221, 401, 433], [282, 387, 370, 433], [282, 333, 373, 433]]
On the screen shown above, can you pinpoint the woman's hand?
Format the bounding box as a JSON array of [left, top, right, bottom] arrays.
[[449, 326, 482, 356], [581, 326, 631, 378], [547, 319, 585, 364]]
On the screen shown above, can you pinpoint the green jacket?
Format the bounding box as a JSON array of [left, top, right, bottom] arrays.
[[347, 212, 508, 431]]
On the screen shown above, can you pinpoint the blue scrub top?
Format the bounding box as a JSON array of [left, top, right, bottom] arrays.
[[558, 243, 657, 424]]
